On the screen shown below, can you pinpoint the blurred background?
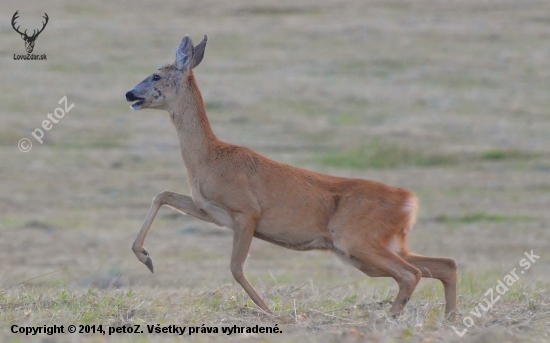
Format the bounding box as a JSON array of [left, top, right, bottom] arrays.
[[1, 0, 549, 341]]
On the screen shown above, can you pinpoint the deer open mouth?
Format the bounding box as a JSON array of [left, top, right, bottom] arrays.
[[130, 98, 145, 110], [125, 92, 145, 110]]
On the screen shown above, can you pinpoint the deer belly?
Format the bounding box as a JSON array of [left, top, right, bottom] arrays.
[[254, 219, 333, 251]]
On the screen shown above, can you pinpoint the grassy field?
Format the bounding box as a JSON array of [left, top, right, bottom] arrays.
[[1, 0, 550, 342]]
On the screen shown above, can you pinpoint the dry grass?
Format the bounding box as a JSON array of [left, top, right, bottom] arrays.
[[1, 0, 550, 342]]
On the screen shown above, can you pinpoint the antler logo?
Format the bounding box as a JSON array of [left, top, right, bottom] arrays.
[[11, 10, 49, 54]]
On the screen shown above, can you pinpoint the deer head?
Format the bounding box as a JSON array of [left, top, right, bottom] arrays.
[[12, 11, 49, 54], [125, 35, 208, 111]]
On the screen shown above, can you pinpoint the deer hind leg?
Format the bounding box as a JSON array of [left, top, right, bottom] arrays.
[[341, 244, 422, 317], [132, 191, 214, 273], [401, 253, 458, 319]]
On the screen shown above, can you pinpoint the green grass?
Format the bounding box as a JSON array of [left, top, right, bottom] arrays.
[[314, 144, 541, 170], [434, 212, 534, 224], [1, 274, 548, 342], [204, 100, 226, 111], [314, 139, 452, 169], [0, 214, 22, 228], [49, 132, 127, 150], [481, 149, 535, 161], [235, 5, 320, 16]]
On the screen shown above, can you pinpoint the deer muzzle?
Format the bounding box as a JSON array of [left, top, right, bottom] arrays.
[[125, 91, 145, 110]]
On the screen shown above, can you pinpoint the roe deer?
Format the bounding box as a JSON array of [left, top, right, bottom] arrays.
[[125, 35, 457, 318]]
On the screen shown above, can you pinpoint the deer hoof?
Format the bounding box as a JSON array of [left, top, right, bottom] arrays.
[[133, 246, 154, 273], [144, 256, 154, 273]]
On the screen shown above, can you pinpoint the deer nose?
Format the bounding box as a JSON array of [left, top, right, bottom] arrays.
[[125, 91, 133, 101], [126, 91, 138, 102]]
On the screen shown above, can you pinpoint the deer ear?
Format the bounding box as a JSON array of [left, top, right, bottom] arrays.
[[175, 35, 194, 70], [190, 35, 207, 69]]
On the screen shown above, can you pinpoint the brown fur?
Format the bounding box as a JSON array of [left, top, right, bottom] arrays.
[[126, 35, 457, 318]]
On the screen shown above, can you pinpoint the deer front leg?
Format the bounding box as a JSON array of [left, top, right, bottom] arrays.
[[230, 214, 273, 314], [132, 191, 215, 273]]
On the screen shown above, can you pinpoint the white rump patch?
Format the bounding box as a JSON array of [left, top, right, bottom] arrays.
[[386, 236, 400, 255], [401, 196, 418, 233], [402, 197, 418, 214]]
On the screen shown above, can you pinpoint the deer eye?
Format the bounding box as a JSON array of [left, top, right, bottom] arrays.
[[152, 74, 161, 81]]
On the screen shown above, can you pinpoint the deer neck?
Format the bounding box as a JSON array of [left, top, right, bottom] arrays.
[[168, 73, 218, 174]]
